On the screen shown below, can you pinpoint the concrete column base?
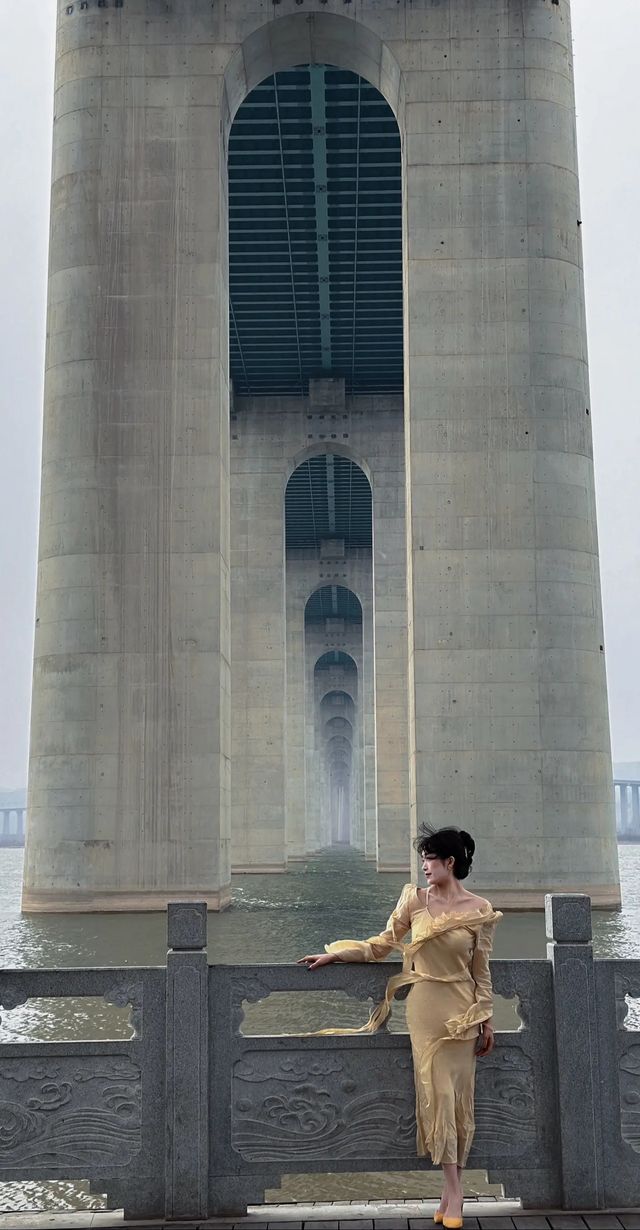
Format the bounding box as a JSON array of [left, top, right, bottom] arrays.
[[480, 884, 622, 911], [231, 864, 287, 874], [20, 887, 233, 914]]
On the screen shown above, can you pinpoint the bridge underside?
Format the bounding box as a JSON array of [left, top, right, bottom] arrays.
[[22, 4, 621, 911], [227, 67, 408, 874]]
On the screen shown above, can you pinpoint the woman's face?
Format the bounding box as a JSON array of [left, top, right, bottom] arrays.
[[421, 851, 454, 884]]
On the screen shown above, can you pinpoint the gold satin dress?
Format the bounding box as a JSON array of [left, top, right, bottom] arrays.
[[324, 883, 502, 1166]]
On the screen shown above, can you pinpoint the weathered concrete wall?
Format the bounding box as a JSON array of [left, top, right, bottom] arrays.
[[24, 0, 235, 910], [373, 429, 411, 871], [285, 588, 307, 861], [397, 1, 619, 905], [25, 0, 619, 909], [230, 406, 287, 873]]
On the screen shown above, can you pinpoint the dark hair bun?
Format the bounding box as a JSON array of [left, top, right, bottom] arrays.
[[413, 824, 475, 880], [459, 830, 475, 860]]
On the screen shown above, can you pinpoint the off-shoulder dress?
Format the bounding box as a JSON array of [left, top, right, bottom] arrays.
[[324, 882, 502, 1166]]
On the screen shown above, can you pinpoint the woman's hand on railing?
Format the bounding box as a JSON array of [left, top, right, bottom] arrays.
[[297, 953, 340, 970]]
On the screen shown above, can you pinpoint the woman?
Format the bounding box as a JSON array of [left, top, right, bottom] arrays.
[[299, 825, 502, 1229]]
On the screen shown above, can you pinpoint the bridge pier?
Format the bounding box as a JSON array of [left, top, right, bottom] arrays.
[[23, 0, 620, 910], [0, 808, 26, 848], [615, 780, 640, 841]]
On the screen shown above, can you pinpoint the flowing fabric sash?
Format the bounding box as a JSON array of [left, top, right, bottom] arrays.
[[305, 907, 501, 1038]]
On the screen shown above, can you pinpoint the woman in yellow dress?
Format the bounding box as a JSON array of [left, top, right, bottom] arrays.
[[299, 826, 502, 1230]]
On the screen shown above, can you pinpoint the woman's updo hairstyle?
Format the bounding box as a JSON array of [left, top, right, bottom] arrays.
[[413, 825, 475, 880]]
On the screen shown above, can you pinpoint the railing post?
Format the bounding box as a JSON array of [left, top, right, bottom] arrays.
[[546, 893, 604, 1209], [165, 902, 209, 1221]]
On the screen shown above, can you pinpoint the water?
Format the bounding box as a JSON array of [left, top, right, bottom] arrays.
[[0, 845, 638, 1212], [2, 845, 638, 972]]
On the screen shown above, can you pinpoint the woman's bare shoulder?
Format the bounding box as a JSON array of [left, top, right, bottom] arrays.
[[463, 891, 492, 911]]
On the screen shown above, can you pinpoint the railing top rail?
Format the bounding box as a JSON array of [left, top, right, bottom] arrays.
[[0, 965, 164, 1009]]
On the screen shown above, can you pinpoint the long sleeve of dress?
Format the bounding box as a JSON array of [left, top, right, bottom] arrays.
[[324, 882, 413, 962], [470, 916, 498, 1021]]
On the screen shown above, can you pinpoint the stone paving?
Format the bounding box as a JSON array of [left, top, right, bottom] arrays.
[[1, 1201, 640, 1230]]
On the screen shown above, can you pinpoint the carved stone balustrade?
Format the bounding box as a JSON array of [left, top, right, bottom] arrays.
[[0, 896, 638, 1220]]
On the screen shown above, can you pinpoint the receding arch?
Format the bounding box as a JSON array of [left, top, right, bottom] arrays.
[[317, 681, 357, 707], [315, 651, 359, 690], [305, 585, 363, 624], [325, 716, 354, 736], [305, 582, 366, 619], [321, 689, 355, 712], [287, 461, 372, 555], [223, 12, 404, 132], [229, 71, 402, 398], [315, 650, 358, 673], [326, 734, 352, 751], [225, 15, 404, 875], [288, 443, 374, 492]]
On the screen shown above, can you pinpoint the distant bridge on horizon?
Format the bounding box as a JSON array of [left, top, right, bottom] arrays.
[[615, 779, 640, 842], [3, 783, 640, 850], [0, 807, 25, 848]]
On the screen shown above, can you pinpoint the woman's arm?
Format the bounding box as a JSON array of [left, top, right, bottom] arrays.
[[471, 917, 498, 1056], [299, 883, 413, 968], [471, 917, 498, 1017]]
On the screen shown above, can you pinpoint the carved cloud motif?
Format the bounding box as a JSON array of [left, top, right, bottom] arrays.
[[232, 1048, 416, 1161], [0, 1057, 142, 1170], [472, 1046, 537, 1160]]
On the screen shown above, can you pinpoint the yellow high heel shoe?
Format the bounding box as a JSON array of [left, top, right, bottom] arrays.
[[443, 1217, 463, 1229], [433, 1213, 444, 1225]]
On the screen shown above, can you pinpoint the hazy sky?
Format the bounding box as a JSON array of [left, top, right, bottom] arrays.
[[1, 3, 638, 788]]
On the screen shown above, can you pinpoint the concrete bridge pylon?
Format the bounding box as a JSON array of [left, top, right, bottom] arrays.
[[23, 1, 620, 911]]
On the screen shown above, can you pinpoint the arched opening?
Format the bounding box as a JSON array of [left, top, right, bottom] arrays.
[[229, 65, 402, 396], [282, 443, 375, 863], [285, 457, 372, 551], [304, 590, 363, 852], [228, 48, 408, 876], [320, 689, 358, 848], [223, 12, 404, 127]]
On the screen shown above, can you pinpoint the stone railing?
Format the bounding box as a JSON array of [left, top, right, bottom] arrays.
[[0, 895, 638, 1221]]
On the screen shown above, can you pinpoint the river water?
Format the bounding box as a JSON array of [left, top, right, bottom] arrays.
[[0, 844, 638, 1212]]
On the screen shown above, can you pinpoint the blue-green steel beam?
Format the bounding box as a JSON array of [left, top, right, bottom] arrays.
[[309, 65, 332, 373], [326, 453, 336, 535]]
